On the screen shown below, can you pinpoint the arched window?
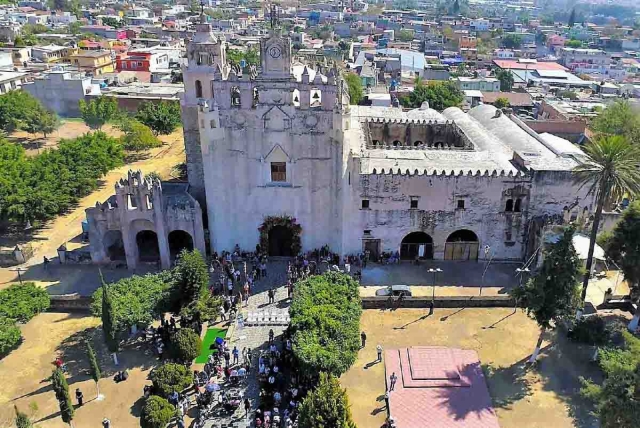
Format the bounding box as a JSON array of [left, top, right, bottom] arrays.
[[414, 141, 423, 147], [392, 140, 401, 147], [505, 199, 513, 212], [195, 80, 202, 98], [514, 198, 522, 212]]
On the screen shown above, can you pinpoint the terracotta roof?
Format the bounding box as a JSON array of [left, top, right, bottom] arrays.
[[481, 91, 533, 107], [385, 347, 500, 428], [493, 59, 567, 71]]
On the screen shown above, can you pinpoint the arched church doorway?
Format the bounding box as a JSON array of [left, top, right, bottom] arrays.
[[268, 225, 294, 257], [400, 232, 433, 260], [136, 230, 160, 263], [444, 229, 479, 261], [168, 230, 194, 260], [103, 230, 125, 261]]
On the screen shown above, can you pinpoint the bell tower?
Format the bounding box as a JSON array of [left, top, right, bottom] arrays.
[[260, 5, 292, 80]]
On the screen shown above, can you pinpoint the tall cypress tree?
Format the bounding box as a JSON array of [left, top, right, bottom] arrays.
[[100, 271, 119, 362], [51, 368, 75, 427], [568, 8, 576, 27], [86, 340, 102, 398]]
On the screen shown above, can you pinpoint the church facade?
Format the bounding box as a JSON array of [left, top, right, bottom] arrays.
[[86, 24, 596, 269]]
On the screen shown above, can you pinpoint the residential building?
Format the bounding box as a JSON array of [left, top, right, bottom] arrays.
[[23, 70, 100, 116], [0, 71, 27, 93], [31, 44, 77, 63], [455, 77, 500, 92], [69, 50, 115, 76], [557, 47, 610, 74]]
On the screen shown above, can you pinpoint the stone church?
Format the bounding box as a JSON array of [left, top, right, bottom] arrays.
[[86, 21, 596, 269]]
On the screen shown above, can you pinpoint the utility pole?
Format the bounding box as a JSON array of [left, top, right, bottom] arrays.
[[9, 267, 27, 285]]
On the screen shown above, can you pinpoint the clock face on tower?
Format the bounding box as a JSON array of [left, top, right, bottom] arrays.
[[268, 46, 282, 59]]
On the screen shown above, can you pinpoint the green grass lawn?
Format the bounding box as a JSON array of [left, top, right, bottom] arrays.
[[195, 328, 227, 363]]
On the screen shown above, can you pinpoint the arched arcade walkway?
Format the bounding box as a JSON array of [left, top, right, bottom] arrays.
[[400, 231, 434, 260], [444, 229, 479, 261]]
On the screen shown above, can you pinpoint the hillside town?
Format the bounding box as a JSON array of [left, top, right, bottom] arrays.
[[0, 1, 640, 428]]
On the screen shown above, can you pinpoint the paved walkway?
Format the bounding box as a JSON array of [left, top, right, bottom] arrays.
[[204, 261, 290, 428]]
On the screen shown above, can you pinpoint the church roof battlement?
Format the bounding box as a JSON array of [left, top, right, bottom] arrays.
[[367, 168, 529, 179]]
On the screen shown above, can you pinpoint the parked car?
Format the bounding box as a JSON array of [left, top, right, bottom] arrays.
[[375, 285, 412, 297]]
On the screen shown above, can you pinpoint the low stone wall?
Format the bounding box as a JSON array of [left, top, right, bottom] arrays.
[[49, 294, 93, 313], [361, 295, 515, 309]]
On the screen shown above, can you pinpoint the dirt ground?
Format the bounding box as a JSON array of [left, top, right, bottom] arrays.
[[341, 308, 606, 428], [7, 121, 123, 157], [0, 126, 186, 288], [0, 313, 164, 428]]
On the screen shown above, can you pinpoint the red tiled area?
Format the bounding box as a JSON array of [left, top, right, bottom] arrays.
[[385, 347, 500, 428]]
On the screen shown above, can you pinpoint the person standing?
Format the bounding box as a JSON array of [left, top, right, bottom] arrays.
[[389, 372, 397, 391], [102, 418, 111, 428], [232, 346, 239, 365], [360, 331, 367, 348], [384, 390, 390, 416], [75, 388, 83, 406], [377, 344, 383, 362], [244, 397, 251, 418]]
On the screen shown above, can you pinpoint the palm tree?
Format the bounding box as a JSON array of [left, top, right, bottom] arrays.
[[573, 136, 640, 316]]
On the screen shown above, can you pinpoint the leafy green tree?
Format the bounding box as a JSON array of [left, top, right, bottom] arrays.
[[343, 73, 363, 105], [573, 137, 640, 316], [602, 201, 640, 330], [0, 282, 50, 323], [23, 106, 60, 139], [396, 29, 414, 42], [0, 91, 42, 132], [78, 96, 120, 130], [169, 328, 202, 364], [140, 395, 176, 428], [51, 368, 74, 426], [290, 272, 361, 379], [0, 316, 21, 355], [298, 372, 357, 428], [150, 363, 192, 397], [91, 272, 172, 332], [172, 250, 209, 310], [495, 69, 514, 92], [135, 101, 181, 136], [511, 226, 581, 362], [0, 132, 123, 224], [101, 17, 123, 28], [581, 331, 640, 427], [493, 97, 509, 109], [399, 79, 463, 111], [502, 33, 523, 49], [558, 90, 578, 100], [565, 39, 583, 48], [100, 277, 119, 363], [118, 119, 161, 152], [179, 286, 221, 324], [590, 100, 640, 145], [14, 405, 33, 428], [86, 341, 102, 398]]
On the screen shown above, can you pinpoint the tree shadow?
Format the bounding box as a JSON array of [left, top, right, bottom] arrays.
[[433, 362, 497, 421], [130, 395, 146, 418], [534, 329, 601, 428], [34, 409, 62, 424], [394, 313, 431, 330], [482, 358, 535, 408]]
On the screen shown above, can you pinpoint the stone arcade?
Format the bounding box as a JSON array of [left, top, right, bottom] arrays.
[[86, 23, 596, 269]]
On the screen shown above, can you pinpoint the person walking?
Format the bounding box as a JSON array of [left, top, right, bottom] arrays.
[[75, 388, 83, 406], [384, 390, 390, 416], [244, 398, 251, 418], [377, 344, 383, 362], [389, 372, 397, 391], [224, 349, 231, 368], [232, 346, 239, 365], [268, 329, 274, 343], [361, 331, 367, 348], [268, 288, 275, 304], [102, 418, 111, 428]]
